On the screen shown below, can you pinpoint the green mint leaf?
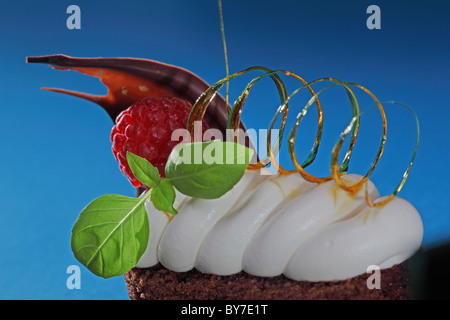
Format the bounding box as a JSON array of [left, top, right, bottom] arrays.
[[71, 193, 150, 278], [151, 179, 178, 215], [127, 152, 161, 187], [165, 140, 254, 199]]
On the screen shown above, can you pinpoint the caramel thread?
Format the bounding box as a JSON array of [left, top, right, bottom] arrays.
[[188, 69, 419, 208]]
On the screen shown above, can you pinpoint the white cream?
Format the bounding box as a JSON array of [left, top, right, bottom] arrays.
[[284, 196, 423, 281], [196, 172, 315, 275], [157, 169, 266, 272], [137, 170, 423, 281], [135, 189, 188, 268], [242, 174, 379, 277]]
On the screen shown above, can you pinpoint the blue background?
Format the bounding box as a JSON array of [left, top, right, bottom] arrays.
[[0, 0, 449, 299]]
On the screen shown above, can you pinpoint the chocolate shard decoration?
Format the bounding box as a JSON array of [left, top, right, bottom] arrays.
[[27, 54, 258, 192], [26, 54, 231, 134]]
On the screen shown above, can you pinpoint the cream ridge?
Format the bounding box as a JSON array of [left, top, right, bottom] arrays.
[[136, 170, 423, 281]]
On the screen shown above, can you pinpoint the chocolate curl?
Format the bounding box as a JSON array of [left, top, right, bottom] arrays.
[[26, 54, 230, 133]]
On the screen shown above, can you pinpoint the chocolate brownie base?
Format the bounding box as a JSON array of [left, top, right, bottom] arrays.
[[124, 262, 409, 300]]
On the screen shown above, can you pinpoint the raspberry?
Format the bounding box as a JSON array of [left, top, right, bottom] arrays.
[[111, 96, 210, 187]]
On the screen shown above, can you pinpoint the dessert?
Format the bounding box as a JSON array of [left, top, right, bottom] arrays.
[[27, 54, 423, 300], [128, 170, 421, 300]]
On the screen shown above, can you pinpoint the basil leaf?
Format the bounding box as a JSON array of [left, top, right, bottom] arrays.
[[127, 152, 160, 187], [165, 140, 254, 199], [151, 179, 177, 215], [71, 193, 149, 278]]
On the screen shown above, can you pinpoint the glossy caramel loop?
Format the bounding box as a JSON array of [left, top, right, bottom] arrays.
[[286, 78, 361, 184], [330, 83, 387, 197], [189, 67, 289, 169]]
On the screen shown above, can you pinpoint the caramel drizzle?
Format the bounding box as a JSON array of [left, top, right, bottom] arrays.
[[188, 69, 419, 208]]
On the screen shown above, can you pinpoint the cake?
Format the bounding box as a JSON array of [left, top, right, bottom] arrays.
[[125, 262, 410, 300], [27, 54, 423, 300], [125, 170, 421, 300]]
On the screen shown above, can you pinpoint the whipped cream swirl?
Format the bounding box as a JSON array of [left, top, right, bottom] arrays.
[[136, 170, 423, 281]]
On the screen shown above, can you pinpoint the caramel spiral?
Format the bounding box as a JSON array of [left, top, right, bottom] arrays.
[[188, 69, 419, 207]]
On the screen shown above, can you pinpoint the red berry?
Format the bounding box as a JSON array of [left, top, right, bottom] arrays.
[[111, 96, 211, 188]]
